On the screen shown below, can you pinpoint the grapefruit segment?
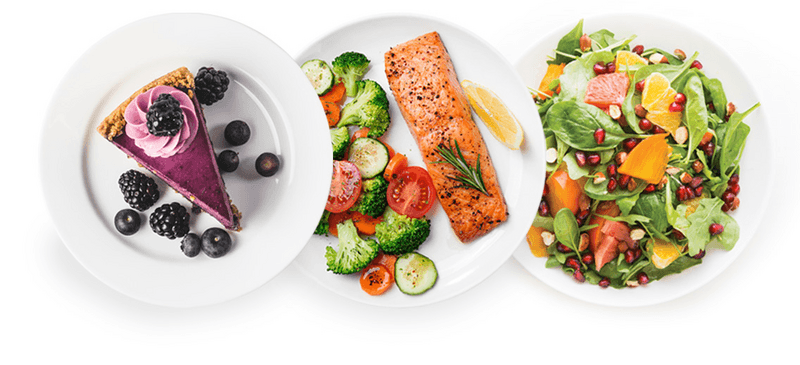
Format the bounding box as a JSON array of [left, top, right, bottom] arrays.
[[584, 72, 630, 109]]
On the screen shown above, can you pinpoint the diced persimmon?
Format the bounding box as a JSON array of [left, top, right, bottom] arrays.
[[526, 225, 549, 258], [545, 170, 583, 216], [536, 63, 565, 99], [618, 133, 671, 184]]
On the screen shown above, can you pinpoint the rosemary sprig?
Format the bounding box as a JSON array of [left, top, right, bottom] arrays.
[[433, 140, 489, 196]]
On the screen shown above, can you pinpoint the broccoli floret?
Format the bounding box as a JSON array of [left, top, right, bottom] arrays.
[[337, 80, 391, 138], [330, 126, 349, 160], [350, 176, 388, 218], [325, 219, 379, 274], [314, 211, 330, 236], [374, 209, 431, 255], [331, 51, 370, 97]]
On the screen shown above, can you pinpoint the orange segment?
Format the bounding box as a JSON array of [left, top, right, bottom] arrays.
[[615, 51, 647, 73], [527, 225, 549, 257], [536, 63, 565, 99], [646, 110, 682, 135], [461, 80, 524, 150], [651, 238, 685, 269], [641, 72, 674, 112]]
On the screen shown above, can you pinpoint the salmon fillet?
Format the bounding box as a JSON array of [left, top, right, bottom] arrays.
[[384, 32, 507, 242]]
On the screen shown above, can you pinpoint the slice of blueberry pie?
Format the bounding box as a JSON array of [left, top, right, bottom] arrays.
[[97, 67, 240, 230]]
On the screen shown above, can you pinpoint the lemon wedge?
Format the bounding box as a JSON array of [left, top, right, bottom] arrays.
[[460, 79, 524, 150]]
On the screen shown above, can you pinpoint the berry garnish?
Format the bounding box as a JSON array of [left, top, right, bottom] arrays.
[[149, 202, 190, 240], [255, 152, 280, 177], [146, 93, 184, 136], [201, 227, 232, 258], [181, 233, 202, 258], [118, 170, 160, 211], [195, 67, 229, 105], [224, 120, 251, 146], [114, 209, 141, 236], [217, 150, 239, 173]]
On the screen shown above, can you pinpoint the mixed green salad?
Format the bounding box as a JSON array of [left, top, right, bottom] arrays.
[[527, 19, 759, 288]]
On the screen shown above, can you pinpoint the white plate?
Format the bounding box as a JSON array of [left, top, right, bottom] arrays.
[[40, 14, 331, 308], [512, 14, 774, 307], [294, 15, 546, 307]]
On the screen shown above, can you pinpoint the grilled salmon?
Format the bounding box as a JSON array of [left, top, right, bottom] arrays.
[[384, 31, 507, 242]]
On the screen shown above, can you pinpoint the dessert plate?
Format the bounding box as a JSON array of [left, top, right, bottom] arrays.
[[294, 14, 546, 307], [40, 14, 331, 307], [512, 14, 773, 307]]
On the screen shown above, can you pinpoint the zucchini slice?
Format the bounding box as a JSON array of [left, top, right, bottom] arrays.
[[301, 59, 335, 95], [348, 137, 389, 178], [395, 252, 437, 295]]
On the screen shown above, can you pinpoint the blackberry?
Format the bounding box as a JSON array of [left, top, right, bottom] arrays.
[[145, 93, 184, 136], [149, 202, 190, 239], [195, 67, 229, 105], [118, 170, 160, 211]]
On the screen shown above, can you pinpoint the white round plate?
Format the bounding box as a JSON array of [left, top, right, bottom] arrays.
[[40, 14, 331, 308], [512, 14, 773, 307], [294, 14, 546, 307]]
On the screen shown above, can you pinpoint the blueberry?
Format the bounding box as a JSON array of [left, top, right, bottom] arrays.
[[255, 152, 280, 177], [114, 209, 141, 236], [201, 228, 232, 258], [224, 120, 250, 146], [181, 233, 202, 258], [217, 150, 239, 172]]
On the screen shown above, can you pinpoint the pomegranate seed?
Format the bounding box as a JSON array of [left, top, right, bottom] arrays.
[[606, 163, 618, 178], [575, 151, 587, 167], [639, 118, 653, 131], [632, 45, 644, 55], [542, 184, 549, 197], [556, 243, 572, 253], [676, 185, 690, 202], [722, 202, 732, 212], [730, 197, 741, 211], [691, 60, 703, 69], [694, 186, 704, 196], [692, 250, 706, 259], [644, 184, 656, 193], [652, 125, 666, 134], [594, 128, 606, 144], [538, 200, 551, 217], [635, 79, 645, 93], [690, 176, 704, 188], [565, 257, 580, 270], [702, 141, 716, 156], [707, 102, 716, 113], [669, 102, 684, 112], [586, 152, 601, 166], [607, 178, 618, 192], [721, 191, 736, 204], [624, 249, 636, 264], [637, 272, 650, 285], [729, 174, 740, 185], [674, 93, 686, 104], [623, 138, 639, 151], [673, 230, 686, 240], [606, 62, 616, 73], [581, 252, 594, 265], [728, 183, 740, 196], [598, 277, 611, 288], [618, 174, 631, 187], [593, 62, 608, 75], [633, 248, 642, 261], [709, 223, 724, 236], [573, 270, 586, 283]]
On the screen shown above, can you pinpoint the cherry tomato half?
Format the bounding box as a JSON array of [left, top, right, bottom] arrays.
[[326, 160, 361, 213], [386, 166, 436, 218]]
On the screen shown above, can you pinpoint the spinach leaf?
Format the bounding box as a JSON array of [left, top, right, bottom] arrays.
[[546, 101, 632, 151], [716, 103, 759, 181], [674, 198, 740, 256], [622, 79, 645, 134], [699, 73, 727, 120], [557, 50, 615, 102], [554, 208, 581, 252], [632, 51, 698, 87], [631, 191, 670, 233], [588, 29, 616, 49], [583, 176, 648, 200], [531, 214, 555, 231], [682, 74, 709, 162], [553, 19, 584, 65], [596, 213, 651, 225], [616, 193, 639, 216], [642, 48, 683, 65], [642, 256, 702, 281], [564, 152, 594, 180]]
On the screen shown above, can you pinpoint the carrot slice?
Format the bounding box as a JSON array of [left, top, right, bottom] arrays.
[[360, 264, 392, 296], [618, 133, 671, 184], [349, 211, 382, 236], [320, 82, 346, 104], [383, 153, 408, 181], [322, 100, 340, 127], [351, 127, 370, 143]]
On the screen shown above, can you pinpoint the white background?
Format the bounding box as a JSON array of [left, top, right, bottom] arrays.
[[5, 0, 798, 363]]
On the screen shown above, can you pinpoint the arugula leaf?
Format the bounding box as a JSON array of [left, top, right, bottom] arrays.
[[546, 101, 633, 151], [682, 74, 709, 163], [674, 198, 740, 256], [642, 256, 702, 281]]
